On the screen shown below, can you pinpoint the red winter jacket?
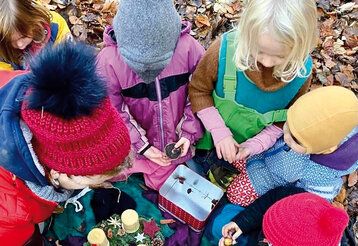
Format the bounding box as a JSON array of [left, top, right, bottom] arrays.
[[0, 167, 57, 245]]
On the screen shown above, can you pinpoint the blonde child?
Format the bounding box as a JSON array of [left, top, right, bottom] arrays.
[[0, 0, 71, 71], [0, 41, 131, 245], [97, 0, 204, 190], [188, 0, 318, 179]]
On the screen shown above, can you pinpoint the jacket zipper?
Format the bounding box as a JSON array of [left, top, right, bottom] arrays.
[[155, 77, 165, 149]]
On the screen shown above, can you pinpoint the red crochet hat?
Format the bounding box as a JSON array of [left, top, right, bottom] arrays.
[[263, 193, 349, 246], [20, 41, 131, 176]]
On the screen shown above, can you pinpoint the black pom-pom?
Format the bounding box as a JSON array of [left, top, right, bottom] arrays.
[[25, 41, 107, 119]]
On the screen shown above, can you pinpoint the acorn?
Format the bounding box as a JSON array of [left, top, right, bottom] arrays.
[[224, 237, 233, 246]]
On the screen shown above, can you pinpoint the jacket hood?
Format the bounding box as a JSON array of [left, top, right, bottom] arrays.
[[0, 73, 49, 185]]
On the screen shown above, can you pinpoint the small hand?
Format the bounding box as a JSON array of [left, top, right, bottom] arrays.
[[236, 147, 251, 161], [215, 136, 240, 163], [174, 137, 190, 157], [219, 222, 242, 245], [143, 146, 171, 166]]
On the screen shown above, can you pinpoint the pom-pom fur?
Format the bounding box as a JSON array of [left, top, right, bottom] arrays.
[[25, 41, 107, 119]]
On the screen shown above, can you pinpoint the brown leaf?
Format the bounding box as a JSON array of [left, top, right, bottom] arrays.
[[333, 39, 346, 55], [195, 15, 211, 28], [186, 6, 197, 20], [319, 17, 336, 38], [335, 72, 350, 86], [348, 171, 358, 187], [343, 25, 358, 49], [69, 16, 82, 25], [322, 36, 335, 56], [339, 64, 355, 84], [324, 57, 336, 69], [102, 1, 118, 13], [334, 186, 347, 204]]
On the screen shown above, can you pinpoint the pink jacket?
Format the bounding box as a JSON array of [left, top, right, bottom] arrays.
[[97, 22, 204, 163]]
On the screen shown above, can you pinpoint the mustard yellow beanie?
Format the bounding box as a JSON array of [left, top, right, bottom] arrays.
[[287, 86, 358, 154]]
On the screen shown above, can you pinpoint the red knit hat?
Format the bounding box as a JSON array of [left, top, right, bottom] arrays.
[[20, 41, 131, 176], [263, 193, 349, 246], [21, 99, 130, 175]]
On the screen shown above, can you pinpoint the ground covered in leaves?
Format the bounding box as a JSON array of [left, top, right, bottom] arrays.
[[43, 0, 358, 240]]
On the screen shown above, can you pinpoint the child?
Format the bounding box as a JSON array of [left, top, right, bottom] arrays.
[[0, 41, 131, 245], [226, 86, 358, 206], [97, 0, 204, 190], [0, 0, 71, 71], [189, 0, 318, 166], [219, 189, 349, 246]]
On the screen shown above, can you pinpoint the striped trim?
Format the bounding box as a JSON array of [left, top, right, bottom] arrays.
[[122, 73, 190, 101]]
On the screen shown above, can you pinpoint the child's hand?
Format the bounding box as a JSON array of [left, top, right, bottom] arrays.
[[174, 137, 190, 157], [236, 147, 251, 161], [218, 222, 242, 245], [216, 136, 240, 163], [143, 146, 171, 166]]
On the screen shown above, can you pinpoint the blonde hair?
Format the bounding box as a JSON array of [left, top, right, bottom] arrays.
[[0, 0, 51, 65], [234, 0, 318, 82]]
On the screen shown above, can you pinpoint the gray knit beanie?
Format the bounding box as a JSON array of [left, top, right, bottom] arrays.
[[113, 0, 182, 83]]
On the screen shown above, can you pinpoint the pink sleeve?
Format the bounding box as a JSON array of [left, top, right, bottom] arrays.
[[240, 125, 283, 156], [97, 48, 150, 153], [197, 106, 232, 146]]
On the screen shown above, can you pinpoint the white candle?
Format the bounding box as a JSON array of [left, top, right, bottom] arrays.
[[121, 209, 140, 233], [87, 228, 110, 246]]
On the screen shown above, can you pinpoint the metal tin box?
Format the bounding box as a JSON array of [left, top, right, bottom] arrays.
[[159, 165, 224, 231]]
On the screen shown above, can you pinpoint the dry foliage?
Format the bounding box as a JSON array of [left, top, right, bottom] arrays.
[[42, 0, 358, 238]]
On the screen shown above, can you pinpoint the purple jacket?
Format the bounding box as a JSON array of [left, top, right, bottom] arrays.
[[97, 22, 204, 164]]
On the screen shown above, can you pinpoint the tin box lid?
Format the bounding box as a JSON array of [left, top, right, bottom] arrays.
[[159, 165, 224, 221]]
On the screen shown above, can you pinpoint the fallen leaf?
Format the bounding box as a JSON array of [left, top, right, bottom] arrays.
[[185, 5, 197, 20], [348, 171, 358, 187], [69, 15, 82, 25], [324, 57, 336, 69], [320, 17, 336, 38], [333, 39, 346, 55], [343, 25, 358, 48], [338, 2, 356, 13], [334, 186, 347, 204], [335, 72, 350, 86], [195, 15, 211, 27]]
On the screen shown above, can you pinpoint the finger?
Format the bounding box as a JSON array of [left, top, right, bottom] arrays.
[[222, 226, 229, 237], [221, 144, 228, 161], [218, 238, 225, 246], [160, 158, 171, 164], [216, 146, 222, 159], [181, 142, 190, 157], [150, 152, 164, 159], [230, 143, 237, 163], [224, 144, 231, 162], [232, 230, 240, 241], [174, 138, 185, 148]]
